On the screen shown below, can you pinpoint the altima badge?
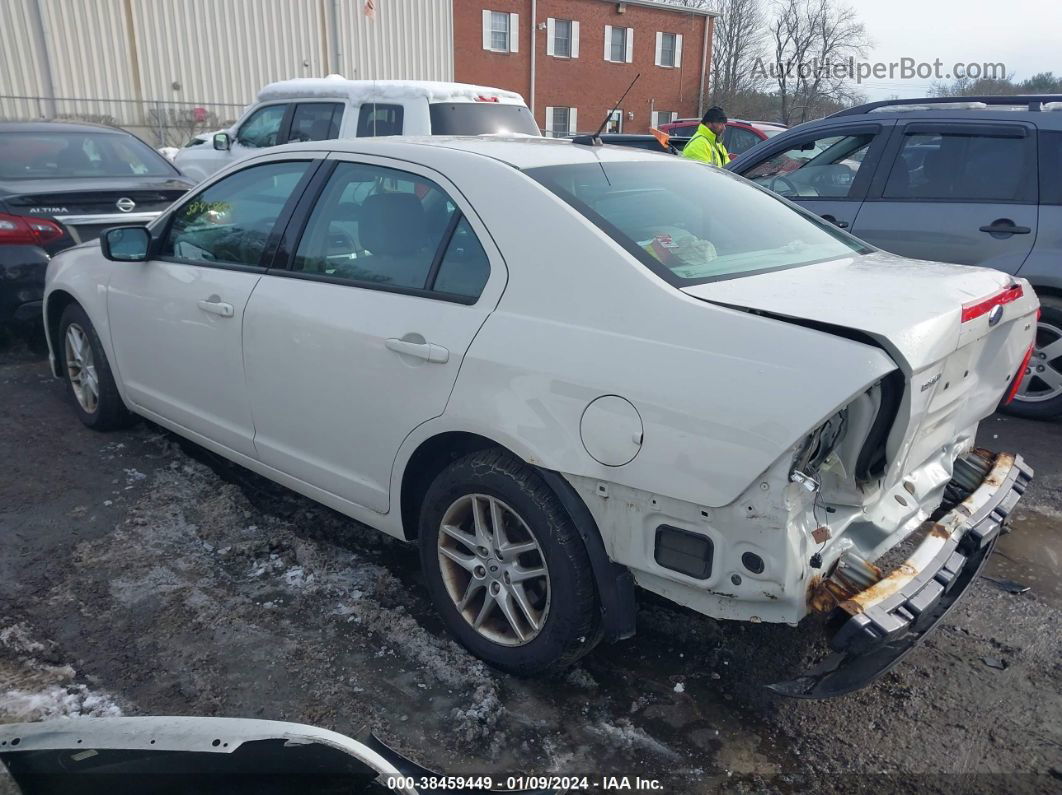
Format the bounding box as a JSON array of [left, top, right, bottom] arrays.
[[116, 197, 136, 213]]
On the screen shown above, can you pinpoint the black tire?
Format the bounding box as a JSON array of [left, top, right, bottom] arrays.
[[58, 303, 134, 431], [1001, 295, 1062, 420], [418, 448, 600, 675]]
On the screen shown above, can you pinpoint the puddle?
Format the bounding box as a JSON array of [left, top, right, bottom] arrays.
[[986, 509, 1062, 609]]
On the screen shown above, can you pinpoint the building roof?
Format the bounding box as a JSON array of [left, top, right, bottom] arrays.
[[599, 0, 720, 17]]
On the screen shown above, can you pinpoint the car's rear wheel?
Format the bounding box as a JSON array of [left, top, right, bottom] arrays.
[[59, 303, 133, 430], [418, 449, 600, 675], [1004, 296, 1062, 419]]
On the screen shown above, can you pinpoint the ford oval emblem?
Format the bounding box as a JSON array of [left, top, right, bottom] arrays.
[[988, 304, 1004, 327], [116, 197, 136, 213]]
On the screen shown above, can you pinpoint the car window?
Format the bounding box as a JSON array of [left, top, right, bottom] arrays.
[[0, 131, 176, 179], [744, 133, 876, 199], [527, 161, 869, 286], [236, 104, 288, 148], [291, 162, 489, 298], [356, 104, 404, 137], [428, 103, 540, 136], [725, 126, 761, 155], [288, 103, 342, 142], [1040, 131, 1062, 205], [883, 130, 1035, 202], [433, 217, 490, 298], [161, 161, 311, 267]]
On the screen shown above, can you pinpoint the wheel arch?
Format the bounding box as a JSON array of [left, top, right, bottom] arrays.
[[44, 288, 79, 377], [396, 429, 638, 642]]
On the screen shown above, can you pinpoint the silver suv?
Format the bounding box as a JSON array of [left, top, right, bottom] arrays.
[[729, 95, 1062, 418]]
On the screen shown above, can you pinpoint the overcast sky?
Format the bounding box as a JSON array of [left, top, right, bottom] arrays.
[[849, 0, 1061, 99]]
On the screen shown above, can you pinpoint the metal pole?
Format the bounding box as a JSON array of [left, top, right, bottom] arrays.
[[698, 14, 710, 118], [530, 0, 537, 125], [330, 0, 342, 74], [28, 0, 57, 118]]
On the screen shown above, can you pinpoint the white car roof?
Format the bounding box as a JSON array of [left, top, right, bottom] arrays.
[[278, 135, 679, 170], [258, 76, 527, 106]]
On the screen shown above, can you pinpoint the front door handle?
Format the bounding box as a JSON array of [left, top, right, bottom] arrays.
[[385, 337, 449, 364], [979, 218, 1031, 236], [820, 214, 849, 229], [197, 299, 234, 317]]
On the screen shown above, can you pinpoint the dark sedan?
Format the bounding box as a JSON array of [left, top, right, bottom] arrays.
[[0, 121, 193, 331]]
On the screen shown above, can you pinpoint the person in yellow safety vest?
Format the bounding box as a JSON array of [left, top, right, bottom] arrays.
[[681, 106, 729, 167]]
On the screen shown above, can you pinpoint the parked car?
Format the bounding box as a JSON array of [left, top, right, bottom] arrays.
[[660, 117, 787, 158], [44, 136, 1036, 697], [174, 76, 540, 181], [727, 95, 1062, 418], [0, 121, 192, 332]]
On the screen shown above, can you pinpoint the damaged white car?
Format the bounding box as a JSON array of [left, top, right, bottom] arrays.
[[42, 136, 1037, 697]]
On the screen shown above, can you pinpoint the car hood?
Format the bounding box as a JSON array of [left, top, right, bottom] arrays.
[[681, 251, 1023, 373]]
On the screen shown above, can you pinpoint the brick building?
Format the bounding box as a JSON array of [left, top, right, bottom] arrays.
[[453, 0, 717, 135]]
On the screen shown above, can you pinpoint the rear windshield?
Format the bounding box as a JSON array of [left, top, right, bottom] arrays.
[[429, 103, 540, 136], [525, 161, 869, 284], [0, 131, 177, 180]]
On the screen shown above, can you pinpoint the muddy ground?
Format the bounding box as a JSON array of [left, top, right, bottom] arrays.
[[1, 337, 1060, 793]]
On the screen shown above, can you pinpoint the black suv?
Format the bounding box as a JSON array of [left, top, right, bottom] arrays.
[[728, 96, 1062, 418]]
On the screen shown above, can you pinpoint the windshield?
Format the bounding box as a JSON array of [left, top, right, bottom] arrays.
[[0, 131, 177, 180], [429, 103, 540, 136], [525, 161, 869, 285]]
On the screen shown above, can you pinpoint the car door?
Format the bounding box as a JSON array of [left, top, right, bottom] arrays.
[[242, 155, 505, 513], [734, 123, 892, 230], [285, 102, 345, 143], [106, 156, 319, 456], [852, 120, 1038, 273]]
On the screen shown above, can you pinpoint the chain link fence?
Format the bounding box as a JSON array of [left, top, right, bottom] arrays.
[[0, 95, 245, 150]]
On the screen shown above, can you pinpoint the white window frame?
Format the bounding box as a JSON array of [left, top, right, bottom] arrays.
[[546, 17, 579, 59], [653, 110, 677, 129], [606, 109, 623, 134], [603, 25, 633, 63], [544, 106, 577, 138], [655, 32, 682, 68], [482, 9, 519, 53]]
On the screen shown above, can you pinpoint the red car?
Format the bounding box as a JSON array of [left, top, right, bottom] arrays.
[[659, 118, 787, 159]]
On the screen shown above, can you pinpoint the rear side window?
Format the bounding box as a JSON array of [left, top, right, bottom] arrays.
[[288, 103, 342, 142], [883, 127, 1036, 202], [290, 162, 490, 300], [1040, 131, 1062, 205], [428, 102, 540, 136], [725, 126, 760, 155], [357, 104, 404, 137], [162, 161, 311, 267]]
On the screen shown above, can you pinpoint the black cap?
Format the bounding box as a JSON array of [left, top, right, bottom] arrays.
[[702, 106, 727, 124]]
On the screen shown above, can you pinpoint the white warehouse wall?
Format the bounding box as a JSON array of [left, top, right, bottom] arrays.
[[1, 0, 455, 116]]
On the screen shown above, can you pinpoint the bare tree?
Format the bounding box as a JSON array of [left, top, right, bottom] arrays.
[[768, 0, 869, 125], [708, 0, 768, 109]]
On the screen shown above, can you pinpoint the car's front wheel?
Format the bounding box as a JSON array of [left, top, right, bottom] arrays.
[[1004, 295, 1062, 419], [418, 449, 600, 675], [58, 303, 133, 430]]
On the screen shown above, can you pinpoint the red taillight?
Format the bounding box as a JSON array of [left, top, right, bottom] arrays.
[[960, 284, 1023, 323], [0, 212, 65, 246], [475, 95, 500, 102], [1004, 343, 1035, 405]]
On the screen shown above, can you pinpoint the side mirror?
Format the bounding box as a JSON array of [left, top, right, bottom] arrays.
[[101, 226, 151, 262], [213, 132, 231, 151]]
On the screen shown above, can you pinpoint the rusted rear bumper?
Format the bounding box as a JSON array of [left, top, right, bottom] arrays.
[[769, 450, 1033, 699]]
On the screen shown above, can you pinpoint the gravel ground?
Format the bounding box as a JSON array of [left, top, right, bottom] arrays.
[[1, 337, 1060, 793]]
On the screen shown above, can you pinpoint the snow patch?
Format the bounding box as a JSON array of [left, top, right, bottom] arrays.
[[257, 77, 526, 106], [1, 685, 122, 721]]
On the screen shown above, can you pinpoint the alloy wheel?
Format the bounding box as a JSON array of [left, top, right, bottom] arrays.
[[1015, 319, 1062, 403], [437, 494, 551, 646], [64, 323, 99, 413]]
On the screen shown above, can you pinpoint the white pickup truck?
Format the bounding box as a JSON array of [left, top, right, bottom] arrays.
[[174, 76, 539, 181]]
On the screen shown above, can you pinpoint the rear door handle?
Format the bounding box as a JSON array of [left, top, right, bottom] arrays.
[[385, 337, 449, 364], [197, 299, 234, 317], [979, 219, 1031, 235]]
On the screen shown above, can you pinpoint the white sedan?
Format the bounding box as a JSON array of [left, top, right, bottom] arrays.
[[43, 136, 1037, 697]]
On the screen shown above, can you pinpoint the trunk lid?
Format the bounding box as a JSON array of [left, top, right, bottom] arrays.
[[683, 251, 1039, 482]]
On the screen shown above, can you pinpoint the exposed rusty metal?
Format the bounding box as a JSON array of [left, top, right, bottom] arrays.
[[809, 551, 884, 612]]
